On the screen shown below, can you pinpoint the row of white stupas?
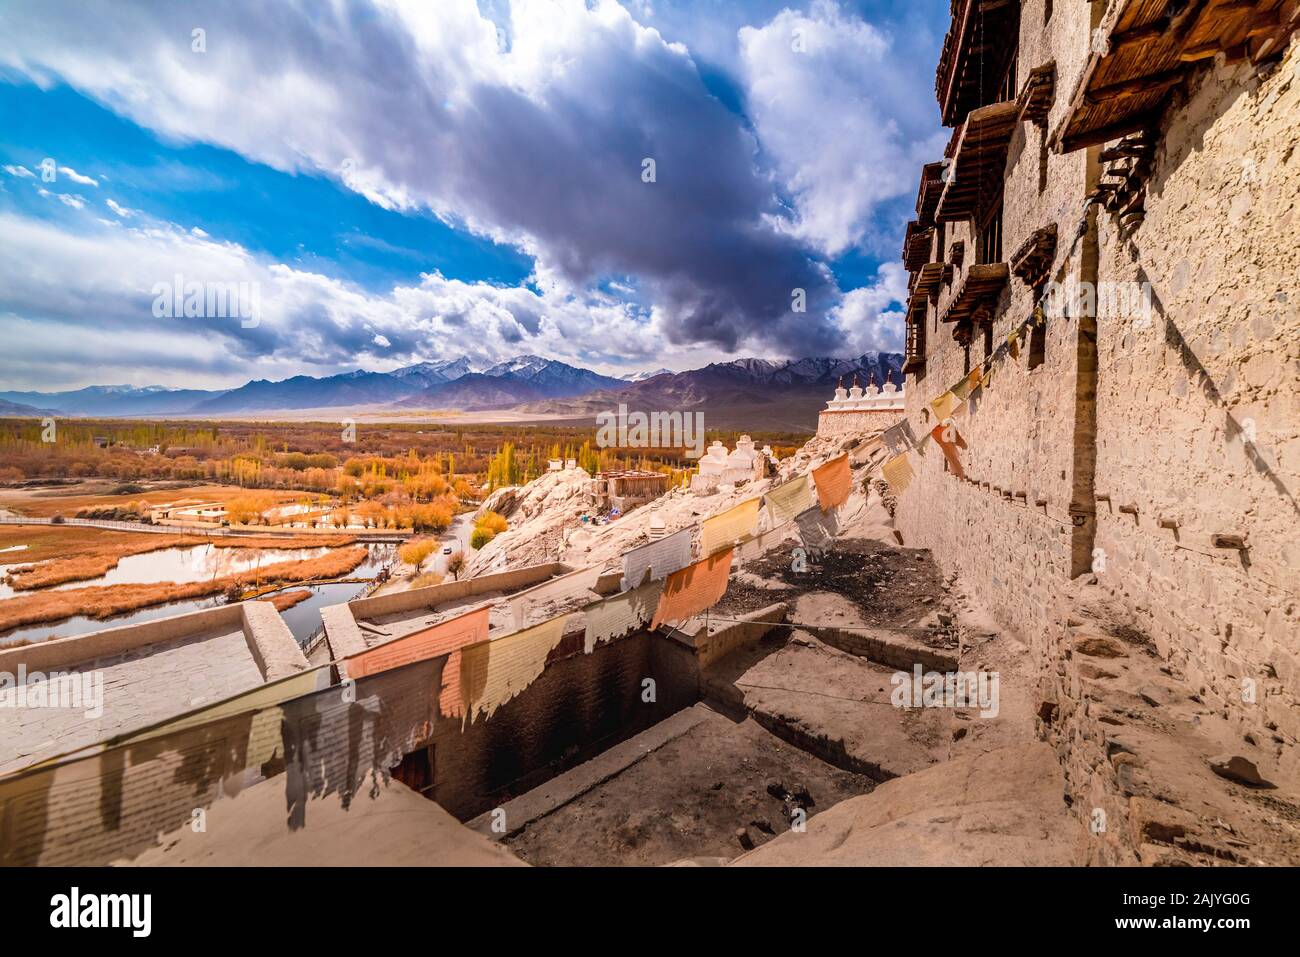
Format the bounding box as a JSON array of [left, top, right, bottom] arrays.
[[824, 372, 905, 412], [691, 434, 774, 491]]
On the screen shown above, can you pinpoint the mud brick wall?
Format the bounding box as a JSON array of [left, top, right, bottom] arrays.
[[1090, 45, 1300, 777], [428, 629, 697, 820]]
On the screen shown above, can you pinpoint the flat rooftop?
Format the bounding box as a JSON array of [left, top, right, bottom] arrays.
[[325, 562, 616, 660], [0, 601, 307, 775]]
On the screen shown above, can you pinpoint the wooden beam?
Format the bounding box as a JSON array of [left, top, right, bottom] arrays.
[[1085, 68, 1185, 104]]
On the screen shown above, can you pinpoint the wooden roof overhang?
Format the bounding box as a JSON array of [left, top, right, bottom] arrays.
[[1016, 61, 1057, 126], [903, 294, 928, 374], [934, 100, 1020, 222], [1053, 0, 1298, 153], [1009, 224, 1058, 289], [940, 263, 1010, 325], [915, 261, 955, 297], [916, 162, 947, 224], [903, 221, 935, 272], [935, 0, 1023, 127]]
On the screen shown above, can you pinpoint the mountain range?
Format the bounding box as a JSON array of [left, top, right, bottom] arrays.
[[0, 352, 903, 430]]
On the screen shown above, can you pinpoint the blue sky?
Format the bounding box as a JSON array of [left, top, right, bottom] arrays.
[[0, 0, 948, 390]]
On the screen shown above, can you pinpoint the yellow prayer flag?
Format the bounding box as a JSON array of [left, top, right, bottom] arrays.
[[764, 474, 812, 527], [460, 614, 571, 722], [699, 497, 761, 556], [1007, 329, 1020, 360], [881, 454, 914, 494], [930, 391, 958, 421]]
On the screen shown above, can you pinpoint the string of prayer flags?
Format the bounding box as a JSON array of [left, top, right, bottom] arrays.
[[620, 525, 692, 591], [460, 613, 571, 723], [279, 658, 446, 821], [1007, 328, 1021, 360], [981, 365, 994, 389], [811, 454, 852, 510], [699, 497, 762, 557], [882, 419, 918, 457], [882, 453, 915, 494], [930, 422, 968, 480], [344, 605, 490, 718], [650, 547, 734, 630], [763, 474, 812, 527], [930, 390, 959, 421], [795, 504, 838, 553], [583, 577, 664, 653]]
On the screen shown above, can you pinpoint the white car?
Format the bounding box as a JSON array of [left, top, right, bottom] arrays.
[[442, 545, 454, 555]]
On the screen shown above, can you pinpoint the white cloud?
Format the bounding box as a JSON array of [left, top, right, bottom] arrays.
[[3, 164, 34, 178], [0, 0, 859, 356], [58, 166, 98, 186], [36, 188, 86, 209], [739, 0, 947, 256], [0, 210, 730, 389], [105, 198, 135, 217], [830, 261, 908, 354]]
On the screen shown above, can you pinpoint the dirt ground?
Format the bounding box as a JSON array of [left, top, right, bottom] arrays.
[[504, 709, 874, 866], [719, 537, 955, 649]]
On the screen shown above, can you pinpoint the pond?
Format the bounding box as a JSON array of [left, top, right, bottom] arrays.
[[0, 543, 397, 648], [0, 543, 336, 600]]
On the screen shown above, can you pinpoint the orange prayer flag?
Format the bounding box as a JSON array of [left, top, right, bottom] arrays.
[[811, 454, 852, 510], [650, 547, 734, 630], [345, 605, 490, 718], [930, 423, 968, 480]]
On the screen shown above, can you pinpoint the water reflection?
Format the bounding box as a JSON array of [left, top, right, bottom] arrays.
[[0, 543, 396, 647]]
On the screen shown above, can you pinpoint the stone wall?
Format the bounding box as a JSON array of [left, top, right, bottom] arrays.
[[816, 407, 904, 436], [427, 628, 697, 819], [1090, 43, 1300, 776], [895, 0, 1299, 844], [897, 0, 1092, 646]]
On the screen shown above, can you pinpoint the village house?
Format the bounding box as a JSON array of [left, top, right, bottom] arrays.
[[588, 468, 670, 512]]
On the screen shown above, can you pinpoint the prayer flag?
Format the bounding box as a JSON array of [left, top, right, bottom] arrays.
[[699, 497, 762, 557], [650, 548, 734, 629], [811, 454, 853, 510]]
